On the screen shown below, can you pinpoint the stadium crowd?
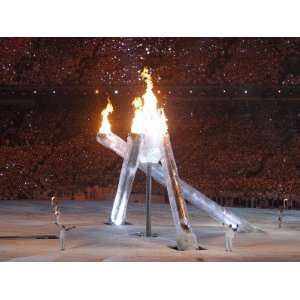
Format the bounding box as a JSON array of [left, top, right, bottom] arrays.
[[1, 38, 300, 87], [1, 37, 300, 208], [1, 95, 300, 209]]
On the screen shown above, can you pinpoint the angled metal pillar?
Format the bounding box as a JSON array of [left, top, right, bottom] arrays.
[[160, 133, 198, 250], [109, 134, 141, 225], [97, 132, 255, 232]]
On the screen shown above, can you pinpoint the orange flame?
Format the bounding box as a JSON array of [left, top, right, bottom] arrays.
[[99, 98, 114, 134], [131, 67, 168, 135], [131, 97, 144, 134]]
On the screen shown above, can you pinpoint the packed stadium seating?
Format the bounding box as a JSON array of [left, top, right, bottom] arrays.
[[1, 38, 300, 87], [1, 38, 300, 208], [1, 94, 300, 210]]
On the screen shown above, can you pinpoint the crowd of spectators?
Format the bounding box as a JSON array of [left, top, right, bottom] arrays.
[[1, 37, 300, 208], [1, 95, 300, 209], [1, 38, 300, 88]]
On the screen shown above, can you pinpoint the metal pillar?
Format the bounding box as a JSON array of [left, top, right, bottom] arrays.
[[97, 132, 255, 232], [109, 134, 141, 225], [146, 163, 152, 237], [160, 133, 198, 250]]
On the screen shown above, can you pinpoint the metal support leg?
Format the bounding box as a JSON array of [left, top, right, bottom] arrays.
[[96, 132, 255, 232], [146, 163, 152, 237], [160, 133, 198, 250], [109, 134, 141, 225]]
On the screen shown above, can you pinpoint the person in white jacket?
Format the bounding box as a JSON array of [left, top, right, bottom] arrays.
[[51, 197, 75, 251], [55, 222, 76, 251], [225, 224, 237, 252], [54, 206, 61, 225], [50, 195, 61, 224]]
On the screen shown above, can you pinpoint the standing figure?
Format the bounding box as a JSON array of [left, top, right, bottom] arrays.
[[278, 207, 283, 228], [55, 223, 76, 251], [51, 195, 57, 208], [225, 224, 236, 252], [54, 206, 61, 225], [50, 195, 61, 224], [50, 196, 75, 251]]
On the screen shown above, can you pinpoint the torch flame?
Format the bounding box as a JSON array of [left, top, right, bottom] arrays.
[[99, 98, 114, 134], [159, 108, 168, 134], [131, 67, 168, 135], [131, 97, 144, 134]]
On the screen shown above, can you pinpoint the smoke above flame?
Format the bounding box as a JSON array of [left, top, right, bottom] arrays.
[[99, 98, 114, 134]]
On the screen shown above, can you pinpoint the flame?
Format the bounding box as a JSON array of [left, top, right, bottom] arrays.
[[131, 67, 168, 135], [159, 108, 168, 134], [99, 98, 114, 134], [131, 97, 144, 134]]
